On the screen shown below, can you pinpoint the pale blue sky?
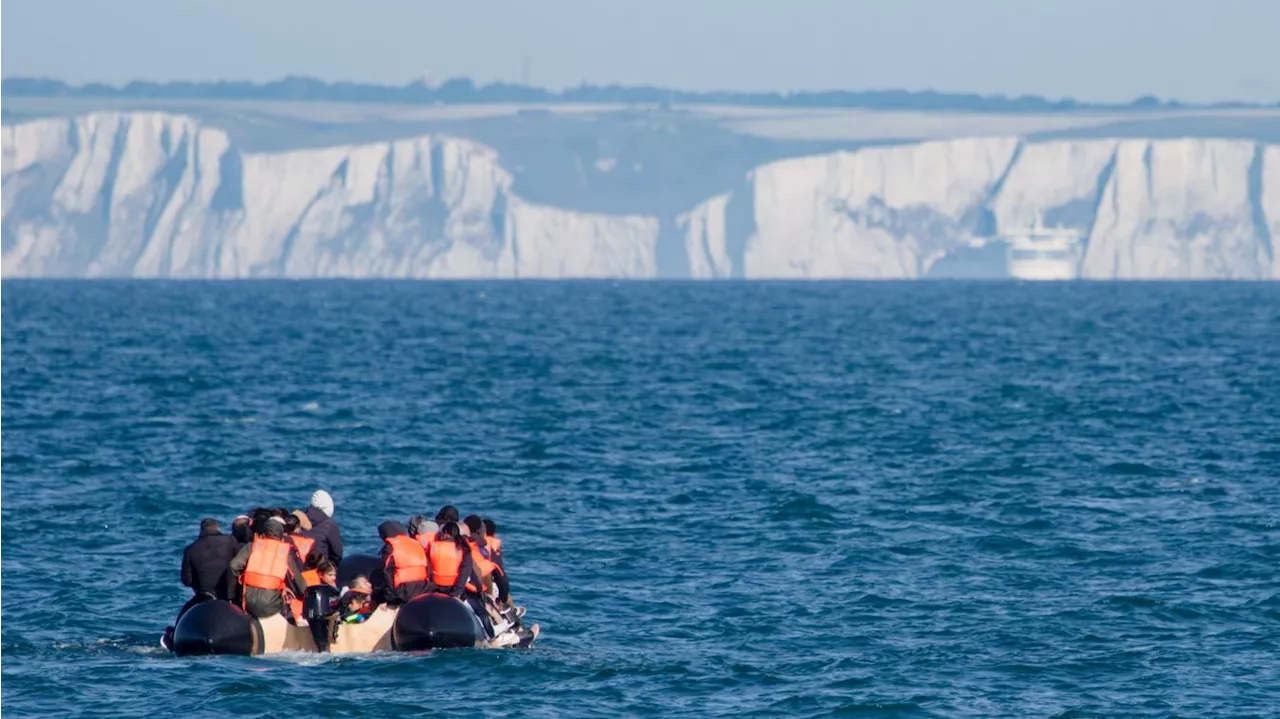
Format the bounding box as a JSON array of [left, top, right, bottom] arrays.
[[3, 0, 1277, 103]]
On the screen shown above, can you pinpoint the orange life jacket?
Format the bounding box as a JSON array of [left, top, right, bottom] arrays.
[[384, 535, 428, 587], [428, 540, 464, 588], [467, 537, 500, 581], [289, 568, 331, 620], [290, 534, 315, 561], [242, 536, 291, 592]]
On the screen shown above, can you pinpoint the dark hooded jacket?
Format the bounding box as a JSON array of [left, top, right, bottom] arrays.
[[181, 525, 241, 600], [228, 524, 308, 619], [301, 506, 344, 567], [378, 521, 429, 606]]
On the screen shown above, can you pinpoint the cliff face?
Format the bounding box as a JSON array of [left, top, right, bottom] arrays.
[[4, 111, 1278, 279], [684, 137, 1278, 279], [2, 113, 657, 278]]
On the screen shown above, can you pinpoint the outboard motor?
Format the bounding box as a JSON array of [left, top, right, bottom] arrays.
[[303, 584, 340, 651], [171, 600, 260, 656], [392, 593, 486, 650]]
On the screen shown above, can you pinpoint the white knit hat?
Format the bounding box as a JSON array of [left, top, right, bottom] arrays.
[[310, 489, 334, 517]]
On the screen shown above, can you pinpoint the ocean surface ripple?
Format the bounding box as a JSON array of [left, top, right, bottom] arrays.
[[3, 281, 1278, 718]]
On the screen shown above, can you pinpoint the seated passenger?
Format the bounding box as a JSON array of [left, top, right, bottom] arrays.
[[228, 515, 308, 619], [408, 515, 438, 550], [231, 515, 252, 546], [287, 509, 315, 560], [482, 518, 503, 564], [339, 576, 375, 624], [305, 556, 338, 588], [300, 489, 344, 567], [289, 554, 338, 621], [463, 515, 510, 606], [424, 521, 482, 600], [378, 520, 429, 606]]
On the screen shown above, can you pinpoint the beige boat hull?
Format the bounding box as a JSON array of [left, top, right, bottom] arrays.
[[254, 606, 397, 654]]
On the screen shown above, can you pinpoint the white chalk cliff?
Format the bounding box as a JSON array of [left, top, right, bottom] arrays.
[[3, 111, 1277, 279], [2, 112, 655, 278]]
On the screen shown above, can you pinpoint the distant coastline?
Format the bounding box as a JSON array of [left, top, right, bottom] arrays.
[[5, 76, 1277, 114]]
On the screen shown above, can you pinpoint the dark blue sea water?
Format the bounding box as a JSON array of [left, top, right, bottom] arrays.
[[3, 281, 1279, 718]]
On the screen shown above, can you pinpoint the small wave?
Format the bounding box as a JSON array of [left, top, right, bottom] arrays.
[[1105, 595, 1163, 608], [974, 534, 1037, 553], [1102, 462, 1174, 477], [768, 493, 838, 524]]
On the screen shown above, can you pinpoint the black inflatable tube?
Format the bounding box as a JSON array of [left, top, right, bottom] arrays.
[[171, 600, 261, 656], [392, 593, 486, 650], [170, 557, 487, 655]]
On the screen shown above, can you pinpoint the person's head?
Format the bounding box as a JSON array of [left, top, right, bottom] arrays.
[[377, 520, 406, 541], [263, 515, 286, 539], [311, 556, 338, 586], [232, 516, 251, 543], [310, 490, 335, 518], [291, 509, 312, 532], [250, 508, 276, 535], [346, 575, 373, 609], [437, 521, 461, 540], [408, 515, 437, 539], [199, 517, 221, 535], [283, 513, 300, 534], [483, 518, 497, 537], [434, 505, 459, 523], [463, 515, 485, 538]]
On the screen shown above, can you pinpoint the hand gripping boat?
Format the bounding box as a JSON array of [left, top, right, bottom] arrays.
[[168, 555, 533, 656]]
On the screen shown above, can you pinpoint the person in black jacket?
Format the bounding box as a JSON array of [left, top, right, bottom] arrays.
[[181, 518, 241, 600], [300, 489, 343, 567], [231, 515, 252, 546]]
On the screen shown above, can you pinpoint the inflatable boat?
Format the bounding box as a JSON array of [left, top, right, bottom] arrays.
[[168, 555, 535, 657]]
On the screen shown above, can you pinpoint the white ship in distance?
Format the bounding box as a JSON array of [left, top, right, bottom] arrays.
[[1003, 215, 1083, 280]]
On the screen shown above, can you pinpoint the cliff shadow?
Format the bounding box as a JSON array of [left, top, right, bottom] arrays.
[[722, 176, 758, 279]]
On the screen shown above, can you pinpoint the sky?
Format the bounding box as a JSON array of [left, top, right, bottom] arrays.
[[3, 0, 1278, 104]]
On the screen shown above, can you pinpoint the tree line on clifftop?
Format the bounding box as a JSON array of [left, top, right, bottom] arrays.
[[6, 76, 1273, 113]]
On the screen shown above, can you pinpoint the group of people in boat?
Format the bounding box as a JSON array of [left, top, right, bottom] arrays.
[[172, 489, 534, 649]]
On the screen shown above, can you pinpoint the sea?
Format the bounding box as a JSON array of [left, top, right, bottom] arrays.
[[2, 281, 1278, 718]]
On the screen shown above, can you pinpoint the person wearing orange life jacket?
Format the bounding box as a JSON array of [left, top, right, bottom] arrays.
[[301, 555, 337, 589], [482, 518, 503, 567], [377, 520, 429, 606], [228, 515, 308, 619], [289, 553, 339, 620], [463, 515, 510, 605], [287, 509, 316, 563], [408, 515, 438, 550], [424, 521, 484, 600]]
